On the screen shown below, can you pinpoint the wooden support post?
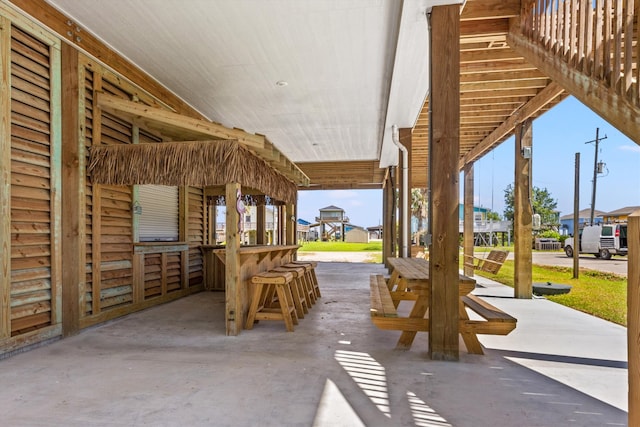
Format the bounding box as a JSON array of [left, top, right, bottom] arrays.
[[463, 163, 475, 277], [256, 203, 266, 245], [428, 4, 460, 361], [382, 178, 391, 266], [514, 120, 533, 299], [0, 17, 11, 339], [398, 144, 406, 257], [61, 43, 83, 336], [225, 183, 242, 335], [286, 203, 296, 245], [91, 73, 102, 315], [390, 167, 398, 257], [278, 205, 285, 245], [49, 34, 63, 330], [628, 209, 640, 427], [131, 127, 143, 303], [179, 186, 189, 289]]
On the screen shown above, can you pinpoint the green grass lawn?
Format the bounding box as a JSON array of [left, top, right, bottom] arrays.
[[475, 260, 627, 326], [298, 241, 382, 252]]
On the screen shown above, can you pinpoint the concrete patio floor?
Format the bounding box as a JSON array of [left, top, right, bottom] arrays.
[[0, 261, 628, 426]]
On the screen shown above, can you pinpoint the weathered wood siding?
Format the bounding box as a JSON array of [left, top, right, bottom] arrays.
[[188, 187, 205, 287], [80, 57, 206, 325], [0, 3, 207, 354], [9, 24, 59, 336]]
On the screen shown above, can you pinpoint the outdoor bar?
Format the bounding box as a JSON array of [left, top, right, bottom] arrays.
[[89, 137, 306, 335]]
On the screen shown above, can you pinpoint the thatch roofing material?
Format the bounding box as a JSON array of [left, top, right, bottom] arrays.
[[88, 140, 298, 204]]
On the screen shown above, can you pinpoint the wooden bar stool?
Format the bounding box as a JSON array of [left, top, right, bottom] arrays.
[[271, 266, 308, 318], [291, 261, 321, 299], [246, 271, 298, 332], [279, 264, 315, 310]]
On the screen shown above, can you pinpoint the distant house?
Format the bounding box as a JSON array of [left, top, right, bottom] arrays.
[[297, 218, 311, 242], [603, 206, 640, 223], [367, 225, 383, 239], [316, 205, 349, 241], [345, 225, 369, 243], [559, 208, 605, 235]]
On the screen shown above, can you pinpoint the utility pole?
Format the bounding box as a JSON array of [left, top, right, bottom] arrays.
[[585, 128, 607, 225]]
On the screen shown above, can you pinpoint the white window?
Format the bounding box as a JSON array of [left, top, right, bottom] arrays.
[[138, 185, 179, 242]]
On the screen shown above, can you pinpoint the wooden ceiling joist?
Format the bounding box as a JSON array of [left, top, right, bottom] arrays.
[[458, 82, 566, 169], [297, 161, 385, 190]]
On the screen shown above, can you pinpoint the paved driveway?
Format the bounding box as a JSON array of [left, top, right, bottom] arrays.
[[300, 251, 629, 277], [521, 251, 628, 277]]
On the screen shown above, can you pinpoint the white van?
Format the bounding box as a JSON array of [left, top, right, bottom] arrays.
[[564, 223, 628, 260]]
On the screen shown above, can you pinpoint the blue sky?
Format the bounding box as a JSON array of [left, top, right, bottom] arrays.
[[297, 96, 640, 228]]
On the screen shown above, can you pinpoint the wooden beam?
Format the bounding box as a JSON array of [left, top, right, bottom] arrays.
[[225, 183, 241, 335], [628, 209, 640, 426], [256, 204, 266, 245], [97, 93, 264, 149], [297, 160, 385, 188], [286, 203, 296, 245], [461, 0, 519, 21], [91, 74, 102, 316], [0, 17, 10, 339], [429, 5, 460, 361], [460, 78, 549, 91], [508, 29, 640, 145], [179, 187, 189, 290], [463, 163, 475, 277], [459, 82, 565, 169], [514, 120, 533, 299], [60, 42, 83, 336], [460, 47, 522, 63], [460, 18, 510, 36]]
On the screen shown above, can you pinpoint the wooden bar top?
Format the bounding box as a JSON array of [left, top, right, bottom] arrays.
[[201, 244, 299, 254]]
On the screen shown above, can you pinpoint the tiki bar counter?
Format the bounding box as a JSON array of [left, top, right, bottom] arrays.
[[86, 96, 309, 336]]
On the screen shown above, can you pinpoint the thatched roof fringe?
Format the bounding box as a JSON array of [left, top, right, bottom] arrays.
[[88, 140, 297, 204]]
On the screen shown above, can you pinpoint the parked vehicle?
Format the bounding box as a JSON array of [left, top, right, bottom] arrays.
[[564, 223, 628, 260]]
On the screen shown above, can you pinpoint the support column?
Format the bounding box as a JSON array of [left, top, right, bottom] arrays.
[[225, 183, 241, 335], [60, 43, 82, 336], [1, 18, 13, 339], [390, 167, 397, 258], [286, 203, 296, 245], [628, 209, 640, 427], [277, 205, 285, 245], [382, 175, 392, 266], [256, 203, 266, 245], [179, 187, 189, 290], [428, 4, 460, 361], [514, 120, 533, 299], [463, 163, 475, 277]]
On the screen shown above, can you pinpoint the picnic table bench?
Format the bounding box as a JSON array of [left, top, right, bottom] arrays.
[[370, 257, 516, 354], [464, 249, 508, 274]]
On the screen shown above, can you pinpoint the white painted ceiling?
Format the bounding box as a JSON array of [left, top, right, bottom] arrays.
[[46, 0, 462, 168]]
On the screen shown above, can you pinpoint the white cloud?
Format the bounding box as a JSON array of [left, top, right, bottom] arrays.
[[619, 144, 640, 153]]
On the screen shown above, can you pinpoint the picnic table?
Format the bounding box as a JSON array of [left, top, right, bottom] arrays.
[[370, 257, 516, 354]]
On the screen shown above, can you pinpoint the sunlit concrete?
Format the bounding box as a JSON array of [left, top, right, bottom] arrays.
[[0, 261, 628, 426]]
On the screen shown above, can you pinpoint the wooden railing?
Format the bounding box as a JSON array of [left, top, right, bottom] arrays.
[[522, 0, 639, 107]]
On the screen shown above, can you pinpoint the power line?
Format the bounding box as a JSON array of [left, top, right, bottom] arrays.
[[584, 128, 607, 225]]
